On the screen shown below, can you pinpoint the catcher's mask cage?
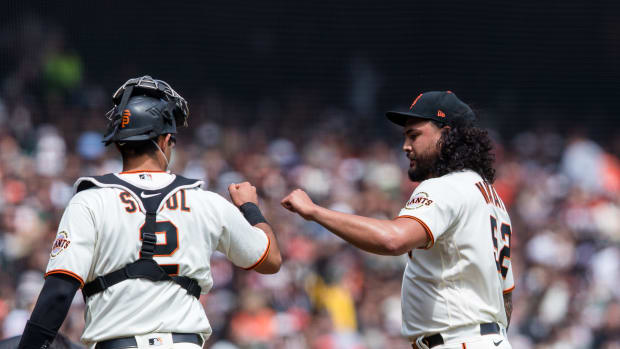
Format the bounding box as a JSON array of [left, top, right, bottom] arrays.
[[103, 75, 189, 145]]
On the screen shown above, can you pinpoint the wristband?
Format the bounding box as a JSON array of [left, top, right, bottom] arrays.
[[239, 202, 267, 225]]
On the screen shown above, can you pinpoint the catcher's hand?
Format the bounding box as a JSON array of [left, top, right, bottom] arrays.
[[228, 182, 258, 207]]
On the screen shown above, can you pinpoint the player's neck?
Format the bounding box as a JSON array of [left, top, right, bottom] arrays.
[[122, 154, 167, 173]]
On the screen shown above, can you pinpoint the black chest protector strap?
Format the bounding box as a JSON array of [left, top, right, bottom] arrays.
[[77, 174, 203, 299]]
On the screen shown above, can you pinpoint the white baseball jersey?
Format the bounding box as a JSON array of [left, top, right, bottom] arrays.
[[397, 170, 514, 340], [45, 171, 270, 346]]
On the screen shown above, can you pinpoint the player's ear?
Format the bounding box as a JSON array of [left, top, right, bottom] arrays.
[[158, 134, 170, 149], [167, 134, 176, 147]]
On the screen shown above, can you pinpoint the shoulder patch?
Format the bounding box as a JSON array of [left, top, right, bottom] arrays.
[[50, 231, 71, 258], [405, 192, 434, 209]]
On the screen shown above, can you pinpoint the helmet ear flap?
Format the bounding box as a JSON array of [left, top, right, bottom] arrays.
[[102, 113, 122, 145], [172, 106, 188, 127], [162, 101, 178, 126], [113, 85, 135, 122], [168, 95, 188, 127], [102, 85, 135, 145]]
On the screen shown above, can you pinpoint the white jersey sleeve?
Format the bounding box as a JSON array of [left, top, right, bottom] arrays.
[[503, 261, 515, 293], [210, 194, 270, 269], [46, 193, 97, 286], [397, 178, 462, 249]]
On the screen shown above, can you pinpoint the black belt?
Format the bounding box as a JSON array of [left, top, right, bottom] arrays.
[[96, 333, 202, 349], [416, 322, 500, 348]]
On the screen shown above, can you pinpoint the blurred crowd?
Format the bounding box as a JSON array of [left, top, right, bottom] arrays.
[[1, 21, 620, 349]]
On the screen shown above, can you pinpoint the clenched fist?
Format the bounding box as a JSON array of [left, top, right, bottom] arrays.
[[228, 182, 258, 207], [281, 189, 317, 220]]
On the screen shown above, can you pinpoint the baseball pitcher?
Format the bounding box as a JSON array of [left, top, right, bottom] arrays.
[[282, 91, 514, 349]]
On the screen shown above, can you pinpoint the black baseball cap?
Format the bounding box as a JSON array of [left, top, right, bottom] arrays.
[[386, 91, 476, 126]]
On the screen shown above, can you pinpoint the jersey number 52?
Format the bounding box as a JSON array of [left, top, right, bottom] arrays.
[[490, 215, 511, 279]]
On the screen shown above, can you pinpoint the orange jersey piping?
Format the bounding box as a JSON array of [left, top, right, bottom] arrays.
[[243, 232, 271, 270], [45, 269, 85, 288], [397, 215, 435, 249], [503, 285, 515, 294], [119, 170, 167, 174]]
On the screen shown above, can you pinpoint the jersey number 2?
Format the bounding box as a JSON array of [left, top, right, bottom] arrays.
[[490, 216, 511, 279], [139, 221, 179, 276]]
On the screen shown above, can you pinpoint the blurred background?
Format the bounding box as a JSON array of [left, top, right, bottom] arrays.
[[1, 1, 620, 348]]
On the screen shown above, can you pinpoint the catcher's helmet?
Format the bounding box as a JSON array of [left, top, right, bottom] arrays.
[[102, 75, 188, 145]]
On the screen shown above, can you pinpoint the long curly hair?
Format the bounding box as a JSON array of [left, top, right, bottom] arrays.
[[433, 119, 496, 183]]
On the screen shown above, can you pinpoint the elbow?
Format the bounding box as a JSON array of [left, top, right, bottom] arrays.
[[267, 254, 282, 274], [380, 224, 420, 256], [382, 235, 410, 256], [383, 240, 409, 256], [380, 220, 430, 255], [258, 253, 282, 274]]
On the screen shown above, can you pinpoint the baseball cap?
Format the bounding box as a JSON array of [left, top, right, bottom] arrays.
[[386, 91, 476, 126]]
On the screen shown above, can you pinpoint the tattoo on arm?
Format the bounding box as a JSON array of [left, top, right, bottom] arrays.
[[503, 292, 513, 329]]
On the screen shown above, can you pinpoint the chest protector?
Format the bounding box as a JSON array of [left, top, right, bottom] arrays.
[[74, 173, 204, 299]]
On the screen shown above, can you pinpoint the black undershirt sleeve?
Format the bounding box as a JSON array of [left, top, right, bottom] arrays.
[[18, 274, 81, 349]]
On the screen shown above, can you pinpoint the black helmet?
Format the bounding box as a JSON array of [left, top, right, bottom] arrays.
[[103, 75, 189, 146]]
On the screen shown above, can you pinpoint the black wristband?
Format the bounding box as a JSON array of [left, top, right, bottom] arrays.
[[239, 202, 267, 225], [18, 321, 57, 349]]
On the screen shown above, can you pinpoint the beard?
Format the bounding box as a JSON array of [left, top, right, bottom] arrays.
[[408, 151, 438, 182]]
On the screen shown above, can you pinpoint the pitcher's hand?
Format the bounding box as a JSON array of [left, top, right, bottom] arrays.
[[281, 189, 317, 220]]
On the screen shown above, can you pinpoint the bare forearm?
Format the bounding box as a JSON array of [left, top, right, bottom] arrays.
[[503, 292, 512, 329], [281, 189, 427, 254], [310, 205, 402, 255]]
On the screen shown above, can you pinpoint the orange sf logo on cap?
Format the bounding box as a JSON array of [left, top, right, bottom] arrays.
[[410, 93, 423, 110], [437, 110, 446, 117], [121, 109, 131, 128]]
